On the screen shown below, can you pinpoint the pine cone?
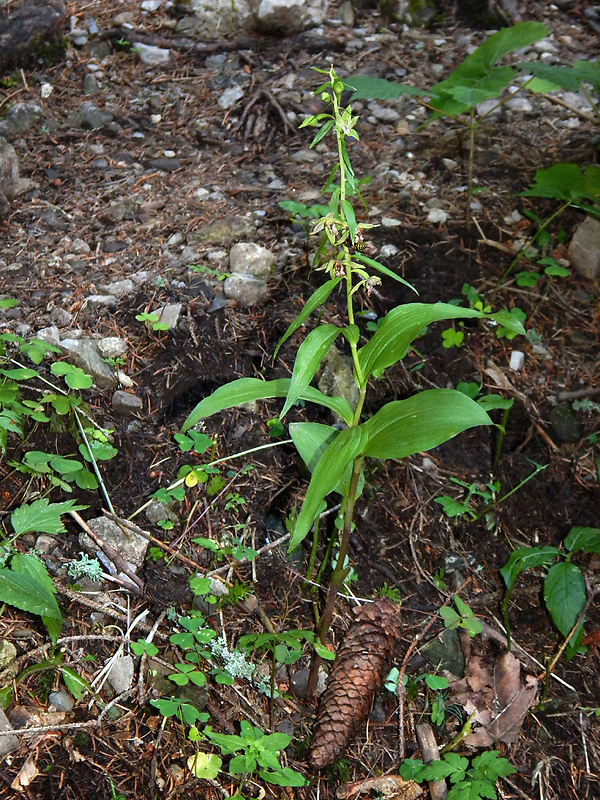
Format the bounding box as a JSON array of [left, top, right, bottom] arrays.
[[308, 598, 402, 771]]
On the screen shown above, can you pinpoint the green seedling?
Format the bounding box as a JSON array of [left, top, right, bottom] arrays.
[[388, 668, 450, 726], [440, 595, 483, 638], [347, 22, 549, 219], [179, 66, 524, 698], [500, 526, 600, 658], [204, 720, 307, 787], [188, 263, 231, 281], [401, 750, 515, 800], [135, 311, 170, 332]]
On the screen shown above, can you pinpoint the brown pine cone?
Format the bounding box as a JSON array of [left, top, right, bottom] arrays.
[[307, 598, 402, 771]]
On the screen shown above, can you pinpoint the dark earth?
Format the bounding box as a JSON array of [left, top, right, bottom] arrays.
[[0, 1, 599, 798]]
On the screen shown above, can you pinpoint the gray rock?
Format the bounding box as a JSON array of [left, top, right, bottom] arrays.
[[50, 307, 74, 328], [0, 137, 33, 218], [112, 390, 143, 416], [166, 231, 185, 248], [421, 628, 465, 678], [152, 303, 182, 330], [229, 242, 276, 279], [548, 403, 582, 444], [59, 338, 117, 388], [318, 345, 360, 419], [380, 0, 440, 26], [176, 0, 253, 37], [82, 74, 100, 95], [189, 215, 255, 247], [101, 279, 135, 298], [568, 216, 600, 279], [505, 95, 533, 113], [84, 294, 119, 309], [290, 667, 327, 698], [254, 0, 328, 32], [368, 102, 401, 123], [0, 640, 17, 671], [35, 326, 62, 347], [217, 86, 244, 109], [74, 102, 114, 131], [223, 274, 268, 306], [102, 240, 128, 254], [147, 157, 180, 172], [145, 500, 177, 525], [133, 43, 171, 66], [97, 337, 128, 359], [106, 655, 134, 694], [49, 690, 74, 712], [0, 709, 18, 758], [34, 535, 56, 555], [80, 516, 149, 572], [101, 201, 136, 224], [0, 102, 43, 137]]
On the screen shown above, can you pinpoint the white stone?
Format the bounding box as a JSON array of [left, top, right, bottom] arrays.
[[223, 274, 268, 305], [509, 350, 525, 371], [132, 43, 171, 66], [427, 208, 449, 224], [255, 0, 327, 33], [217, 86, 244, 109], [106, 655, 134, 694]]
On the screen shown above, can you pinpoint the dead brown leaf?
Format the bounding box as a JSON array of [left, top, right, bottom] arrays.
[[336, 775, 423, 800]]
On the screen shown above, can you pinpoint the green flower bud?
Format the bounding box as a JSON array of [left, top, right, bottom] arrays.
[[321, 92, 331, 102]]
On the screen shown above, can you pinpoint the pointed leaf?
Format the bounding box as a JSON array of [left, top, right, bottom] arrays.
[[275, 277, 343, 358], [544, 562, 586, 636], [280, 324, 341, 418], [500, 545, 561, 591], [564, 527, 600, 556], [290, 422, 364, 498], [346, 76, 428, 100], [291, 425, 369, 550], [362, 390, 491, 460], [352, 252, 417, 291], [181, 377, 353, 431]]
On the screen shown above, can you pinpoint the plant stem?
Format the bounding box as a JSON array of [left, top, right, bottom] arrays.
[[305, 458, 363, 700]]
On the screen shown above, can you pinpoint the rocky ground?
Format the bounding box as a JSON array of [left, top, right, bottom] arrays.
[[0, 1, 599, 799]]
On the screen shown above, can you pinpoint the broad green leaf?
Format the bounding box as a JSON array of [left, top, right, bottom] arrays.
[[0, 367, 38, 380], [181, 377, 353, 431], [187, 752, 222, 780], [261, 767, 307, 787], [444, 67, 513, 106], [517, 60, 600, 93], [564, 617, 586, 661], [477, 395, 513, 412], [453, 22, 548, 79], [346, 76, 428, 100], [0, 555, 62, 640], [362, 390, 491, 459], [358, 303, 482, 380], [290, 422, 364, 499], [500, 545, 561, 591], [564, 526, 600, 556], [280, 324, 341, 418], [11, 498, 85, 536], [291, 425, 369, 550], [526, 77, 562, 93], [471, 750, 516, 782], [544, 562, 586, 636], [352, 252, 417, 291], [521, 163, 600, 203], [275, 278, 343, 358]]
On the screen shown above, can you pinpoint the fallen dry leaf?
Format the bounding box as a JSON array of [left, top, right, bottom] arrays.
[[11, 755, 39, 792], [449, 650, 537, 746], [336, 775, 422, 800]]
